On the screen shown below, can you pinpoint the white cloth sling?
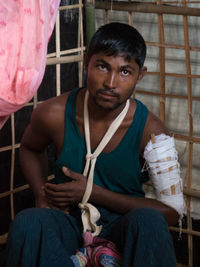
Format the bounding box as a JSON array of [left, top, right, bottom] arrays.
[[78, 90, 130, 236]]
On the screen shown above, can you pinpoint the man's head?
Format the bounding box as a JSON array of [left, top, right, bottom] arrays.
[[85, 23, 147, 111], [86, 22, 146, 70]]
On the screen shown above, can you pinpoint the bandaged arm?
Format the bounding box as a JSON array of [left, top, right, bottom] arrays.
[[143, 134, 185, 220]]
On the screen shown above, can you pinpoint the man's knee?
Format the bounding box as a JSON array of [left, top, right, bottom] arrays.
[[8, 208, 51, 235], [123, 207, 168, 233]]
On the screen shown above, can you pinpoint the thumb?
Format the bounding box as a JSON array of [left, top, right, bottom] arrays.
[[62, 166, 79, 181], [62, 166, 71, 176]]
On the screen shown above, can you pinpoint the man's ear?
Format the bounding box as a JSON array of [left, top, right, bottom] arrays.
[[137, 66, 147, 83]]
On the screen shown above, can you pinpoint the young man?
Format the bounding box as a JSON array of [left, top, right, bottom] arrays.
[[6, 23, 183, 267]]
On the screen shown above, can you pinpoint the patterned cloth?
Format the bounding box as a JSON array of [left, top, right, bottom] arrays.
[[71, 231, 121, 267], [0, 0, 60, 129]]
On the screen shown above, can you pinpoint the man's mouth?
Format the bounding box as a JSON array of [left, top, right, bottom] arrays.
[[97, 89, 119, 98]]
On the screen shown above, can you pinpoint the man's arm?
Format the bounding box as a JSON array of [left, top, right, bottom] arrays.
[[44, 167, 179, 226], [19, 95, 67, 208], [20, 124, 50, 207]]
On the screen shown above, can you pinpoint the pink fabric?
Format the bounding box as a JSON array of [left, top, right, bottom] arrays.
[[0, 0, 61, 129], [83, 232, 121, 266]]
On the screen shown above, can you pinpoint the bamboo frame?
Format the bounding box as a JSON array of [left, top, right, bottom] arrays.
[[85, 0, 96, 49], [1, 1, 200, 266], [157, 0, 166, 122], [182, 1, 194, 265], [95, 1, 200, 16]]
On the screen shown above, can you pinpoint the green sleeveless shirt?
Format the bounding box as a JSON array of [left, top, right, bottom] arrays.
[[55, 88, 149, 197]]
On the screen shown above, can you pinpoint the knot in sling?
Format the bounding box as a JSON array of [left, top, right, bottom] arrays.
[[78, 90, 130, 236]]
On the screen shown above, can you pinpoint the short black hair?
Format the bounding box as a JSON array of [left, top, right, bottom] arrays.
[[87, 22, 146, 69]]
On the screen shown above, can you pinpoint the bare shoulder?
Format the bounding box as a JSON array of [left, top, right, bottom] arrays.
[[32, 92, 69, 129], [21, 92, 70, 151], [140, 111, 169, 153]]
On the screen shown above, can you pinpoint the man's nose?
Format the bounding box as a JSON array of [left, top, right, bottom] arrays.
[[103, 72, 118, 89]]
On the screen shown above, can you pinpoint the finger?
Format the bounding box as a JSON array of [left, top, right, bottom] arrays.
[[47, 198, 71, 208], [62, 166, 84, 181], [44, 182, 72, 193], [45, 195, 70, 203], [44, 183, 60, 192], [44, 185, 68, 197]]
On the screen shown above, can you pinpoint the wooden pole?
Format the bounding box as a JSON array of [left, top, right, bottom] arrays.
[[183, 2, 193, 265], [95, 1, 200, 16], [157, 0, 166, 122], [85, 0, 96, 50]]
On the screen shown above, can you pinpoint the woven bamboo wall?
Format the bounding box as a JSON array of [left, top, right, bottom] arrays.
[[0, 0, 200, 266]]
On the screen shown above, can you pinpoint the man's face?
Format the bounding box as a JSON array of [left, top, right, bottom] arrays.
[[86, 52, 145, 110]]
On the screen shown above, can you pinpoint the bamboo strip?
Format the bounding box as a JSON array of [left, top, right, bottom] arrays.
[[0, 144, 20, 152], [104, 9, 109, 24], [10, 114, 15, 220], [140, 1, 200, 3], [146, 41, 200, 52], [169, 226, 200, 238], [183, 20, 193, 140], [156, 1, 200, 3], [187, 210, 193, 267], [128, 0, 133, 26], [173, 133, 200, 144], [85, 0, 96, 49], [142, 0, 200, 3], [59, 4, 83, 11], [184, 187, 200, 199], [78, 1, 81, 84], [47, 47, 86, 59], [33, 93, 38, 109], [95, 1, 200, 16], [136, 89, 200, 101], [0, 175, 54, 198], [0, 184, 30, 198], [46, 54, 83, 65], [147, 72, 200, 79], [182, 1, 193, 265], [157, 0, 166, 122], [56, 11, 61, 96], [78, 0, 84, 87]]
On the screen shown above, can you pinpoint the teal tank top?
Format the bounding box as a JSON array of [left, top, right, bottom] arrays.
[[55, 88, 149, 197]]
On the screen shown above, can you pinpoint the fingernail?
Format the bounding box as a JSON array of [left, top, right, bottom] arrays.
[[62, 166, 68, 172]]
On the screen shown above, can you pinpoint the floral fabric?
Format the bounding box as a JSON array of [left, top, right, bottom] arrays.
[[0, 0, 61, 129]]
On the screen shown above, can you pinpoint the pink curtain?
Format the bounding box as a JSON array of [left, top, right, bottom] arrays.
[[0, 0, 61, 129]]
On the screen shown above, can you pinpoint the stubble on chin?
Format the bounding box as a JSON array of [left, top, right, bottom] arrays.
[[92, 94, 123, 111]]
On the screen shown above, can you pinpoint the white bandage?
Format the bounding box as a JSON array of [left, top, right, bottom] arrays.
[[143, 134, 185, 218]]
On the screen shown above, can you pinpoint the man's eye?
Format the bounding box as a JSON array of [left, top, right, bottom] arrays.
[[121, 69, 130, 76], [98, 64, 106, 70]]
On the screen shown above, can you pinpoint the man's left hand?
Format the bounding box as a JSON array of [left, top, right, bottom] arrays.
[[43, 167, 87, 210]]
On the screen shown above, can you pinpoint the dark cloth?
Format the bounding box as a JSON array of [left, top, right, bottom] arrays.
[[6, 207, 176, 267], [6, 208, 81, 267]]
